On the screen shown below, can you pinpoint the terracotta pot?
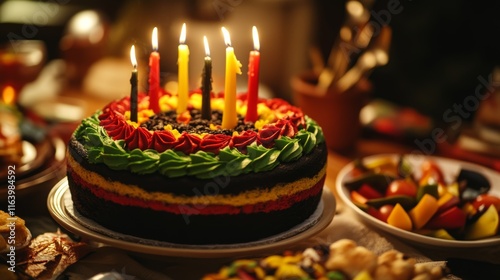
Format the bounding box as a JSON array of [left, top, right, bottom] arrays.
[[292, 71, 372, 154]]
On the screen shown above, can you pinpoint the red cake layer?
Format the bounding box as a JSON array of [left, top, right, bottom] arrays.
[[68, 167, 325, 215]]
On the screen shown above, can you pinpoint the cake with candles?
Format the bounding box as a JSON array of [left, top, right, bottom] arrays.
[[66, 25, 328, 244]]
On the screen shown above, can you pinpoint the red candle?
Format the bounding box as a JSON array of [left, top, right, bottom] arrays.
[[245, 26, 260, 123], [148, 27, 161, 113]]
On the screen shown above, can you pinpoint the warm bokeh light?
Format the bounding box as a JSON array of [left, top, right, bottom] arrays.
[[340, 26, 352, 42], [363, 52, 377, 69], [68, 10, 104, 43], [252, 26, 260, 51], [346, 1, 364, 18], [1, 85, 15, 105], [374, 49, 389, 66]]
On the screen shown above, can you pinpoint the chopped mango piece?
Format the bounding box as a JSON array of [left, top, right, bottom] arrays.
[[387, 203, 413, 231], [275, 264, 308, 278], [437, 192, 454, 208], [351, 190, 368, 205], [432, 229, 455, 240], [465, 205, 499, 240], [409, 194, 438, 229], [446, 182, 460, 197]]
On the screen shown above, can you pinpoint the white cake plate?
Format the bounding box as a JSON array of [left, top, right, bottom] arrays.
[[47, 177, 336, 258]]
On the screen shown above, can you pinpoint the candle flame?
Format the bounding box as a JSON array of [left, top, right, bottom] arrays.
[[203, 36, 210, 57], [1, 86, 15, 105], [179, 23, 187, 45], [221, 27, 231, 47], [152, 27, 158, 51], [346, 1, 364, 18], [252, 26, 260, 51], [130, 45, 137, 68]]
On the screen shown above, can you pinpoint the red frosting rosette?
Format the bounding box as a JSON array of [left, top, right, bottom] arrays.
[[275, 119, 298, 138], [230, 131, 258, 153], [99, 93, 307, 154], [151, 130, 177, 152], [257, 124, 281, 148], [173, 132, 201, 154], [199, 134, 232, 154], [125, 127, 152, 150]]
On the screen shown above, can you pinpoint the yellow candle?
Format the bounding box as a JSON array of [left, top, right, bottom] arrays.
[[221, 27, 242, 129], [177, 23, 189, 114]]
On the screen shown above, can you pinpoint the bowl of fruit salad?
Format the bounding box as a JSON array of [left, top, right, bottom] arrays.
[[336, 153, 500, 248]]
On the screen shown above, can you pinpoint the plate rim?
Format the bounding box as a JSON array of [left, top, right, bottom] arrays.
[[335, 153, 500, 248], [48, 178, 336, 258], [0, 139, 49, 180], [0, 136, 66, 195]]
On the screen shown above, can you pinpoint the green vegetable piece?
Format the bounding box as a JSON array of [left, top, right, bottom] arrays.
[[416, 184, 439, 201], [327, 271, 346, 280], [397, 156, 413, 178], [366, 195, 416, 211]]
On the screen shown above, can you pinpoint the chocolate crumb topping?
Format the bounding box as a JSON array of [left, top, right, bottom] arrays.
[[140, 109, 256, 135]]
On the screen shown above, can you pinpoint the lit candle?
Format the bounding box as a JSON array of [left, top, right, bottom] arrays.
[[177, 23, 189, 114], [221, 27, 242, 129], [148, 27, 161, 113], [201, 36, 212, 120], [0, 85, 15, 106], [245, 26, 260, 123], [130, 45, 138, 122]]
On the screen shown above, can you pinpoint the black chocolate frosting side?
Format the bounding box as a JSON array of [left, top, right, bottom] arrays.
[[68, 137, 327, 196], [69, 181, 322, 245]]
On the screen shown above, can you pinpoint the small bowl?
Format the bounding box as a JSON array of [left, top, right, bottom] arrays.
[[336, 153, 500, 248]]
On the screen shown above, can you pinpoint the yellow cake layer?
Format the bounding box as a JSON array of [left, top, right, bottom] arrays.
[[67, 152, 326, 207]]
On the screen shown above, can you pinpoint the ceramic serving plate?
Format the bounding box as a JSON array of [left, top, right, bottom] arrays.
[[48, 179, 336, 258], [336, 153, 500, 248]]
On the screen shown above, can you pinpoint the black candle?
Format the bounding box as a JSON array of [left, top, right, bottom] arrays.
[[130, 45, 138, 122], [201, 36, 212, 120]]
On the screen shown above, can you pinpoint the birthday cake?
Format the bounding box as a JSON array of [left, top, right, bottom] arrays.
[[66, 89, 327, 244]]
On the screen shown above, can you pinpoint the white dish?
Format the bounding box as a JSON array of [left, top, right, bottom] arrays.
[[336, 153, 500, 248], [48, 178, 336, 258]]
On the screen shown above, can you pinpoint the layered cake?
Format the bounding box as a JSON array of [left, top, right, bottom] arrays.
[[67, 90, 327, 244]]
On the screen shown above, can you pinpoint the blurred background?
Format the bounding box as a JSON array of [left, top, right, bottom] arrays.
[[1, 0, 500, 132]]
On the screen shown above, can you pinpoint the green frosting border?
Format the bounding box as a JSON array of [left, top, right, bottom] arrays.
[[73, 111, 324, 179]]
